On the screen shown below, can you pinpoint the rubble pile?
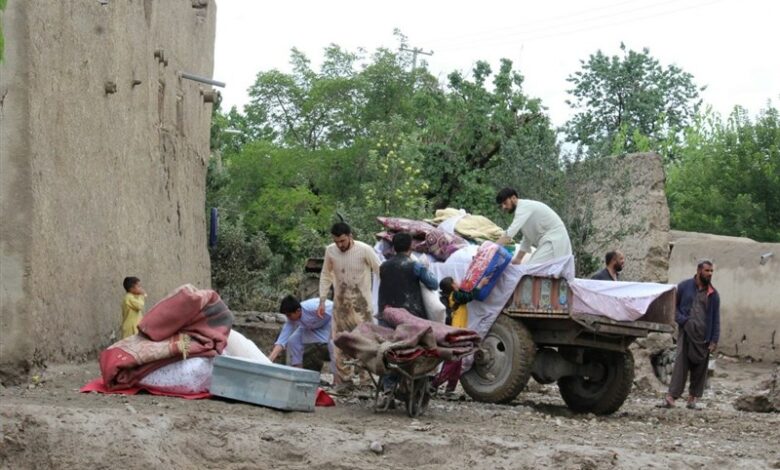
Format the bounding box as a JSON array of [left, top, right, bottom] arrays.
[[734, 366, 780, 413]]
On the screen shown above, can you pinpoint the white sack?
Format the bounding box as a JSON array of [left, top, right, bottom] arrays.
[[139, 357, 213, 394], [421, 282, 446, 323], [223, 330, 272, 364]]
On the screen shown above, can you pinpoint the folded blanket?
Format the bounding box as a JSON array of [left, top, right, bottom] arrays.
[[425, 228, 468, 261], [377, 217, 435, 238], [381, 306, 481, 348], [432, 208, 504, 242], [99, 284, 233, 390]]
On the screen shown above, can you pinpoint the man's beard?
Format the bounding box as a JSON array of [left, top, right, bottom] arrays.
[[698, 275, 711, 285], [615, 264, 623, 272]]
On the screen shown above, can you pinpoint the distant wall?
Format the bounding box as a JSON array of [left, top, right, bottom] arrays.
[[669, 231, 779, 362], [0, 0, 217, 381], [566, 152, 670, 282]]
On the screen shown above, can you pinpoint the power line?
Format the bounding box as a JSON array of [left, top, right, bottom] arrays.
[[433, 0, 722, 52], [429, 0, 682, 48], [423, 0, 661, 45]]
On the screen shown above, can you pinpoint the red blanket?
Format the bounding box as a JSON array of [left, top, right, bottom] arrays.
[[99, 285, 233, 390], [382, 306, 481, 348]]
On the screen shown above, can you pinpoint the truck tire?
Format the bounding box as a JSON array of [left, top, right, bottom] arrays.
[[461, 314, 535, 404], [557, 349, 634, 415]]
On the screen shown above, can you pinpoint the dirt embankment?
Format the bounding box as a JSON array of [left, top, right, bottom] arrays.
[[1, 359, 778, 469]]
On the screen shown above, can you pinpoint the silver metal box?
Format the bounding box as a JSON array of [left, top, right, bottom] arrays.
[[210, 356, 320, 412]]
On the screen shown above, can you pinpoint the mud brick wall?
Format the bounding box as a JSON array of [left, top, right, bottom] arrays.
[[565, 152, 671, 282], [0, 0, 217, 381]]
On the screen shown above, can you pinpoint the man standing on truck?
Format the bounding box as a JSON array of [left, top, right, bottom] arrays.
[[318, 222, 381, 395], [495, 187, 572, 265], [660, 260, 720, 410], [591, 250, 625, 281]]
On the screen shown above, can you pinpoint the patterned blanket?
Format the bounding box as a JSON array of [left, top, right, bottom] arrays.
[[381, 306, 481, 349], [99, 284, 233, 390]]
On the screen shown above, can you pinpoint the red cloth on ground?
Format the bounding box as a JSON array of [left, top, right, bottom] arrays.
[[80, 378, 211, 400], [81, 378, 336, 407], [315, 388, 336, 407], [99, 285, 233, 390]]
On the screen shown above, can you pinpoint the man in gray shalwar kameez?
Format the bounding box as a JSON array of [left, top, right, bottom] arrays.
[[660, 260, 720, 410]]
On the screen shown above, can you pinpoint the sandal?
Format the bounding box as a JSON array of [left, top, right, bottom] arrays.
[[656, 399, 674, 409]]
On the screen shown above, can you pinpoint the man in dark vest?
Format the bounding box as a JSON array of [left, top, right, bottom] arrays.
[[378, 232, 438, 320], [376, 232, 438, 402], [591, 250, 625, 281], [659, 259, 720, 410]]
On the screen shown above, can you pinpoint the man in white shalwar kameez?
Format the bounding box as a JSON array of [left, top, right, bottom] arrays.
[[496, 188, 572, 265]]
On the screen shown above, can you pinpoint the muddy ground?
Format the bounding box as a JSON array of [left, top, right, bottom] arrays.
[[1, 358, 778, 469]]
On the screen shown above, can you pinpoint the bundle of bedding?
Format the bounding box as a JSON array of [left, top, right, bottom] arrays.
[[99, 284, 233, 391], [376, 216, 468, 261]]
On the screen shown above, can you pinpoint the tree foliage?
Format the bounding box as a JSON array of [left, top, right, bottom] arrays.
[[667, 104, 780, 242], [565, 43, 702, 159], [207, 37, 777, 309], [207, 41, 562, 308]]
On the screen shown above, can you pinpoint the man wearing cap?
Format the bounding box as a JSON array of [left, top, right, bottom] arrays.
[[495, 187, 572, 265]]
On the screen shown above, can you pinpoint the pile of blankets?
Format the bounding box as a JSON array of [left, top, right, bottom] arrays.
[[427, 208, 505, 242], [375, 208, 505, 262], [334, 306, 480, 376], [376, 216, 468, 261], [99, 284, 233, 391]]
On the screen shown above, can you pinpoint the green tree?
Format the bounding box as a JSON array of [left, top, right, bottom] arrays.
[[565, 43, 702, 159], [244, 45, 364, 149], [667, 104, 780, 241], [419, 59, 557, 214], [208, 40, 563, 307]]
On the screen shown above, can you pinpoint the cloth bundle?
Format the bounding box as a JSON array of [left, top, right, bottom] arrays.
[[376, 217, 435, 237], [377, 216, 467, 262], [334, 322, 438, 375], [430, 208, 505, 242], [425, 228, 468, 261], [460, 241, 513, 300], [381, 306, 481, 350], [137, 357, 214, 394], [334, 306, 480, 376], [99, 284, 233, 390]]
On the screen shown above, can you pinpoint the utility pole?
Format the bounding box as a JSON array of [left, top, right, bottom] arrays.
[[399, 46, 433, 71]]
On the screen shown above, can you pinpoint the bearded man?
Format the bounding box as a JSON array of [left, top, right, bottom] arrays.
[[659, 260, 721, 410], [591, 250, 625, 281], [495, 187, 572, 265]]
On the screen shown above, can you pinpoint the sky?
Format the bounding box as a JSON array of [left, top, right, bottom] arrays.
[[213, 0, 779, 128]]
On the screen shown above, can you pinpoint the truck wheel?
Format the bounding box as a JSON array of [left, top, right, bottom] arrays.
[[461, 314, 535, 404], [557, 349, 634, 415]]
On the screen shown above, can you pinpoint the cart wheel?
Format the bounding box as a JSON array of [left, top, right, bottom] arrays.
[[406, 376, 431, 418]]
